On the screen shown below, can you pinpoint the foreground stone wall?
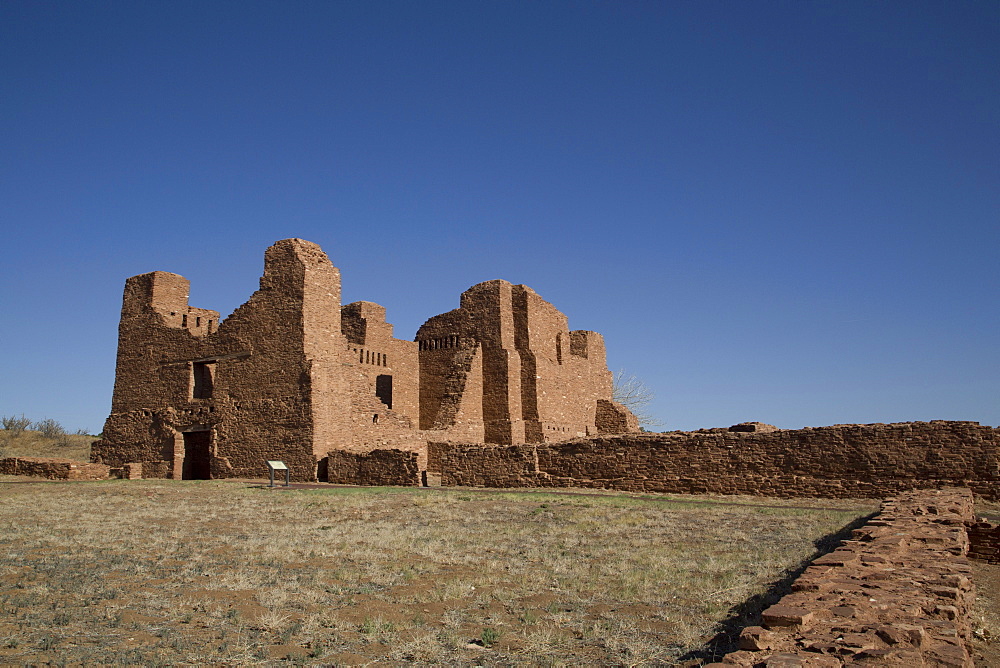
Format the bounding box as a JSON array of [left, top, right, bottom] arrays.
[[0, 458, 109, 480], [432, 421, 1000, 500], [968, 519, 1000, 564], [321, 449, 420, 486], [710, 488, 978, 667]]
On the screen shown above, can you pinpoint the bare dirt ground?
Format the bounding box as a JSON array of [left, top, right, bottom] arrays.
[[0, 478, 877, 666], [971, 500, 1000, 667]]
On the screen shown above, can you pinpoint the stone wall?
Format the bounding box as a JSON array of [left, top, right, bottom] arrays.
[[967, 519, 1000, 564], [709, 488, 978, 667], [416, 280, 633, 445], [321, 449, 421, 487], [0, 457, 109, 480], [95, 239, 633, 481], [431, 421, 1000, 500]]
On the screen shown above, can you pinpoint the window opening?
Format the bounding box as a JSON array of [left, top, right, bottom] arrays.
[[375, 374, 393, 409], [192, 362, 215, 399]]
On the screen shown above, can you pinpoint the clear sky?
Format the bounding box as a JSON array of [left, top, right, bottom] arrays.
[[1, 1, 997, 433]]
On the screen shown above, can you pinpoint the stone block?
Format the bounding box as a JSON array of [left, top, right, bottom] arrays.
[[762, 605, 815, 628], [738, 626, 775, 651]]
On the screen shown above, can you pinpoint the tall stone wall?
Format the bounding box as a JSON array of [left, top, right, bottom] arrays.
[[432, 421, 1000, 500], [93, 241, 340, 481], [417, 280, 631, 445], [94, 238, 633, 482]]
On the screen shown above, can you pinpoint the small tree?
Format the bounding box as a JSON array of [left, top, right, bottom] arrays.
[[1, 414, 31, 438], [33, 418, 66, 440], [612, 369, 661, 429]]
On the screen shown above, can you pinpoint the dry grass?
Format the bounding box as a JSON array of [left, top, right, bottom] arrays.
[[0, 429, 95, 462], [971, 499, 1000, 667], [0, 479, 875, 665]]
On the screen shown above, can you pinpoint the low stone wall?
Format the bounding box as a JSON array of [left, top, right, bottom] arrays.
[[0, 457, 110, 480], [710, 488, 978, 667], [322, 449, 420, 486], [432, 421, 1000, 500], [967, 519, 1000, 564]]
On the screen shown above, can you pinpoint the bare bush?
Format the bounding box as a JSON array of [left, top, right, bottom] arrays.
[[1, 414, 31, 437], [33, 418, 66, 441], [612, 369, 662, 428]]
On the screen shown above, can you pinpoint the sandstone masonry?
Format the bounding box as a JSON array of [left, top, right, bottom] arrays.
[[428, 421, 1000, 500], [91, 239, 637, 480], [710, 488, 982, 667]]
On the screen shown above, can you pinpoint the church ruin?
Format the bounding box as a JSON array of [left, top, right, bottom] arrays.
[[92, 238, 638, 480]]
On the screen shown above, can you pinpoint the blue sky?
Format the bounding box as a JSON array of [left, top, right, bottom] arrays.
[[1, 0, 997, 433]]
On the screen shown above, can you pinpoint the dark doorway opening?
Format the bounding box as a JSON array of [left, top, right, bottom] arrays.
[[375, 374, 393, 409], [182, 430, 212, 480]]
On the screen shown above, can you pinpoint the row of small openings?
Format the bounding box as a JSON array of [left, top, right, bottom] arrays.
[[546, 425, 570, 432], [352, 348, 388, 366], [418, 335, 460, 351], [170, 311, 215, 334], [179, 406, 214, 414]]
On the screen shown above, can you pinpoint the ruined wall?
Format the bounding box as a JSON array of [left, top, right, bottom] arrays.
[[93, 238, 635, 480], [415, 308, 486, 442], [0, 457, 110, 480], [417, 280, 635, 445], [321, 449, 420, 486], [341, 301, 419, 423], [338, 301, 426, 462], [595, 398, 640, 434], [93, 240, 342, 481], [710, 488, 978, 667], [433, 421, 1000, 500], [967, 519, 1000, 564]]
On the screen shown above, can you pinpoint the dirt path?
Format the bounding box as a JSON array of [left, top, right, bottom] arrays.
[[971, 560, 1000, 666]]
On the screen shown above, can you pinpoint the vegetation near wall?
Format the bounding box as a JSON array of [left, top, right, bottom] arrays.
[[0, 415, 96, 462]]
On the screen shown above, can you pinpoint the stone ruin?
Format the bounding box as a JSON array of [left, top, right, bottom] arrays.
[[91, 238, 638, 480], [710, 488, 997, 667]]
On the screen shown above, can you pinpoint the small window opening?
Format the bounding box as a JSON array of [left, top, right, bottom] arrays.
[[182, 314, 188, 327], [372, 414, 379, 424], [192, 361, 215, 399], [196, 316, 201, 327]]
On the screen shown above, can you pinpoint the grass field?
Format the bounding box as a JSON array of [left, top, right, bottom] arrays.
[[0, 479, 877, 666], [0, 428, 95, 462]]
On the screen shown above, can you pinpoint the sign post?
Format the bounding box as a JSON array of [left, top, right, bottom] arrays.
[[266, 460, 289, 488]]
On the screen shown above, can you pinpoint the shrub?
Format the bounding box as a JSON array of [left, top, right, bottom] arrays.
[[481, 627, 501, 648], [1, 415, 31, 437], [33, 419, 66, 440]]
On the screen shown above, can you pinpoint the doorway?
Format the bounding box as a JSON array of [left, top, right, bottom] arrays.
[[182, 430, 212, 480]]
